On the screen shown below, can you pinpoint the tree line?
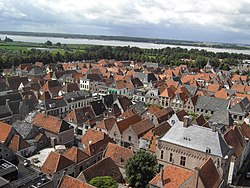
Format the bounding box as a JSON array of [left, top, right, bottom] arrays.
[[0, 45, 249, 70]]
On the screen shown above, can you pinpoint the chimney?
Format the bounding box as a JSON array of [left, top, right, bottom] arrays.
[[157, 168, 164, 187], [183, 115, 191, 128], [6, 98, 10, 106]]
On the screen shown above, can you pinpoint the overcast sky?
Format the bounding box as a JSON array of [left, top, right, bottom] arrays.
[[1, 0, 250, 44]]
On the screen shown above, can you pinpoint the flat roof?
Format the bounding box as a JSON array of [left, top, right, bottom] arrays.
[[28, 148, 55, 168]]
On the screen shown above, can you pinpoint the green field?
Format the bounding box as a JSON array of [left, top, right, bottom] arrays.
[[0, 41, 96, 52]]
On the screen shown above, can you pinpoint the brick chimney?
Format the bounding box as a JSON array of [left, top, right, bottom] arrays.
[[183, 115, 192, 128], [157, 168, 164, 187]]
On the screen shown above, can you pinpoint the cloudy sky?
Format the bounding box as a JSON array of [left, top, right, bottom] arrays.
[[1, 0, 250, 44]]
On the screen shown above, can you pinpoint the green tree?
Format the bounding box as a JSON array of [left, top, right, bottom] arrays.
[[44, 40, 52, 46], [195, 56, 207, 68], [89, 176, 118, 188], [55, 42, 61, 46], [125, 149, 158, 188]]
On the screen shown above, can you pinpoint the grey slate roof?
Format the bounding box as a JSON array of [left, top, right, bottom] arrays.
[[229, 97, 250, 115], [12, 120, 33, 139], [0, 92, 22, 105], [0, 105, 12, 119], [63, 91, 91, 103], [41, 98, 67, 110], [183, 84, 198, 96], [160, 123, 230, 158], [209, 110, 234, 126], [195, 96, 229, 112]]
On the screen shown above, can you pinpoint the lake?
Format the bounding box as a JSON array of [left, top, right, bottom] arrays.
[[1, 34, 250, 55]]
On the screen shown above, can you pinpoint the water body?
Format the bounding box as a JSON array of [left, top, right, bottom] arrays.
[[1, 34, 250, 55]]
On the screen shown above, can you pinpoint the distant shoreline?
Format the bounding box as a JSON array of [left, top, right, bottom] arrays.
[[0, 31, 249, 51]]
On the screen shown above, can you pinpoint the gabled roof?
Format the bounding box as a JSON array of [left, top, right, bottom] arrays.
[[149, 165, 194, 188], [90, 100, 106, 116], [224, 126, 244, 157], [207, 83, 220, 93], [194, 115, 206, 126], [176, 110, 187, 121], [63, 146, 89, 163], [148, 105, 161, 114], [64, 106, 95, 125], [41, 151, 74, 176], [95, 117, 116, 132], [8, 134, 30, 153], [0, 122, 13, 143], [33, 113, 71, 133], [116, 114, 142, 134], [79, 157, 123, 183], [153, 107, 174, 122], [129, 119, 154, 137], [199, 158, 222, 188], [103, 142, 133, 168], [240, 122, 250, 139], [209, 110, 233, 127], [159, 87, 175, 98], [195, 96, 229, 112], [117, 96, 133, 111], [61, 83, 80, 93], [59, 175, 95, 188]]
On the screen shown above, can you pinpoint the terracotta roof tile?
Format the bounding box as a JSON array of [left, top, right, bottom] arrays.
[[148, 105, 161, 114], [0, 122, 13, 143], [34, 113, 72, 133], [63, 146, 89, 163], [207, 84, 220, 93], [95, 117, 116, 132], [80, 157, 123, 183], [149, 165, 194, 188], [116, 114, 142, 134], [130, 119, 155, 137], [199, 158, 222, 188], [214, 89, 229, 99], [240, 122, 250, 139], [103, 142, 133, 168], [8, 134, 30, 153], [41, 151, 74, 176]]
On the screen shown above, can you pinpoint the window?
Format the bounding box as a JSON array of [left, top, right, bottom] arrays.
[[180, 156, 186, 166], [160, 150, 164, 159], [171, 120, 175, 125], [128, 136, 132, 142], [169, 153, 173, 162], [114, 132, 117, 136]]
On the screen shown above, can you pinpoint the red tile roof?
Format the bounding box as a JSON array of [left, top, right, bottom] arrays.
[[0, 122, 13, 143], [80, 157, 123, 183], [116, 114, 142, 134], [130, 119, 155, 137], [8, 134, 30, 152], [199, 158, 222, 188], [103, 142, 133, 168], [240, 122, 250, 139], [34, 113, 72, 133], [149, 164, 194, 188], [63, 146, 89, 163], [95, 117, 116, 132], [41, 151, 74, 175]]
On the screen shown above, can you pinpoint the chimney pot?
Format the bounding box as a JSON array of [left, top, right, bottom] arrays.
[[183, 115, 191, 128]]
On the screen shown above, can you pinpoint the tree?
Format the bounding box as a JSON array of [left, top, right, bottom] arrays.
[[195, 56, 207, 69], [89, 176, 118, 188], [44, 40, 52, 46], [125, 149, 158, 188], [55, 42, 61, 46]]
